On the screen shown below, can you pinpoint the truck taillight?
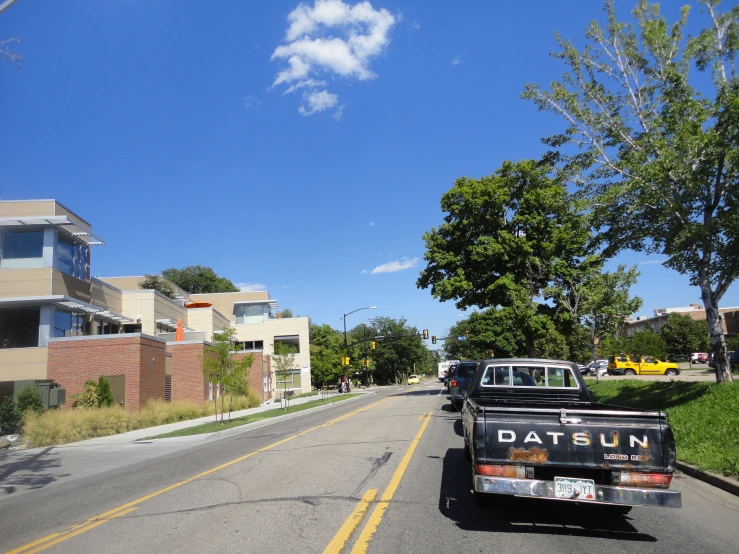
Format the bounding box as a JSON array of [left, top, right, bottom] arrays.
[[475, 464, 526, 478], [613, 472, 672, 488], [451, 380, 457, 387]]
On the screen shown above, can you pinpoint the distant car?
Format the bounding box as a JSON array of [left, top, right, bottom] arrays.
[[407, 375, 420, 385], [580, 360, 608, 376], [449, 361, 479, 410], [445, 364, 458, 392], [607, 355, 680, 376]]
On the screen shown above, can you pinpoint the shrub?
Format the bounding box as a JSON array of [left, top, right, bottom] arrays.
[[0, 396, 22, 435], [16, 386, 44, 415], [97, 376, 115, 408], [72, 380, 99, 409]]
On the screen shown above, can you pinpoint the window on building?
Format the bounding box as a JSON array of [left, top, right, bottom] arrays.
[[0, 307, 40, 348], [235, 304, 265, 324], [55, 233, 89, 280], [276, 370, 301, 390], [53, 309, 85, 338], [274, 335, 300, 354], [96, 321, 120, 335], [0, 230, 44, 269], [238, 340, 264, 351]]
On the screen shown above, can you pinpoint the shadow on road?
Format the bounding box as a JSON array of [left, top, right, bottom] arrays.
[[438, 448, 657, 542], [0, 448, 69, 495], [452, 419, 463, 438], [391, 389, 445, 397]]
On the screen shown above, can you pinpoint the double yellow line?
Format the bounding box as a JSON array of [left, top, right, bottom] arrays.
[[323, 411, 433, 554], [7, 397, 391, 554]]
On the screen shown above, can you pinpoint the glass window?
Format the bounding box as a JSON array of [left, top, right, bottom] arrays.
[[55, 234, 89, 280], [0, 230, 44, 268], [454, 362, 478, 379], [235, 304, 265, 324], [276, 370, 301, 389], [274, 335, 300, 354], [53, 309, 85, 338], [96, 321, 119, 335], [480, 364, 579, 389], [0, 307, 40, 348]]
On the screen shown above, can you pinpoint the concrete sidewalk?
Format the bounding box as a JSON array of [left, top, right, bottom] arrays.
[[0, 391, 372, 500]]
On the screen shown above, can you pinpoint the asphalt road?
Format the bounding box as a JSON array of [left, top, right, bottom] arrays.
[[2, 380, 738, 554]]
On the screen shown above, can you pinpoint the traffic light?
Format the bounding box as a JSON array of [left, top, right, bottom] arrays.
[[432, 336, 437, 344], [422, 329, 429, 340], [488, 350, 494, 357], [465, 329, 470, 339], [363, 359, 369, 367], [341, 356, 351, 366], [371, 341, 376, 349]]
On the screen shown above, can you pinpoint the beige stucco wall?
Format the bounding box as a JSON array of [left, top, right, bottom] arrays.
[[0, 200, 91, 233], [98, 276, 190, 300], [185, 307, 230, 341], [0, 347, 48, 381], [232, 317, 311, 393], [0, 268, 54, 298], [51, 269, 91, 303], [90, 278, 124, 313], [190, 291, 270, 321], [120, 291, 188, 335]]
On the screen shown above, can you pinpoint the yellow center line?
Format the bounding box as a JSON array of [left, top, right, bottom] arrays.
[[7, 396, 392, 554], [322, 489, 378, 554], [349, 412, 433, 554]]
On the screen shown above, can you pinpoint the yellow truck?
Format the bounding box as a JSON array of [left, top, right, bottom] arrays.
[[607, 355, 680, 376]]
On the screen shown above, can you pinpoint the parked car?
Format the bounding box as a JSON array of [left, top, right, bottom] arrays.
[[448, 361, 479, 410], [607, 355, 680, 376], [580, 360, 608, 377], [407, 374, 420, 385], [445, 363, 458, 392], [461, 358, 681, 511], [708, 351, 738, 369]]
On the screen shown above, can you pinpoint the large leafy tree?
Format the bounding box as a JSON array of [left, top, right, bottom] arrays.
[[162, 265, 239, 294], [524, 0, 739, 382], [549, 263, 643, 378], [417, 158, 591, 356], [367, 317, 430, 385], [309, 323, 344, 388], [660, 312, 710, 356], [628, 329, 669, 360]]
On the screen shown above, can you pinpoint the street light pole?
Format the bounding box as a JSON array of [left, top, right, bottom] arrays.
[[342, 306, 377, 347]]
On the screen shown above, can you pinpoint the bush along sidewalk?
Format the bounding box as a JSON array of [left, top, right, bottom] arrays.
[[588, 380, 739, 477]]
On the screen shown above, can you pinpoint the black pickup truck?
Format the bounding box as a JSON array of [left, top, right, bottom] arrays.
[[461, 358, 681, 510]]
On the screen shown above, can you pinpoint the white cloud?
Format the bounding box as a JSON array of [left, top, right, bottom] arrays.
[[332, 105, 344, 120], [361, 269, 369, 274], [370, 257, 419, 274], [244, 95, 260, 109], [368, 221, 375, 227], [271, 0, 396, 116], [298, 90, 339, 116], [451, 55, 462, 66], [639, 259, 667, 265], [410, 21, 420, 30], [235, 282, 267, 292]]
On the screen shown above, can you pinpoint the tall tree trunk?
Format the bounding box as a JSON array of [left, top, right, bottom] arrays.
[[703, 289, 733, 383], [525, 333, 537, 358]]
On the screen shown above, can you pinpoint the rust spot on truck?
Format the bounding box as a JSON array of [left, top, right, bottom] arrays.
[[508, 447, 548, 464]]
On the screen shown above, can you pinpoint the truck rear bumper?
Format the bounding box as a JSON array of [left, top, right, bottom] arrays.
[[473, 475, 681, 508]]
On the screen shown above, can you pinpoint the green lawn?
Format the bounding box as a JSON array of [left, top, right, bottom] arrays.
[[142, 394, 362, 440], [587, 380, 739, 477]]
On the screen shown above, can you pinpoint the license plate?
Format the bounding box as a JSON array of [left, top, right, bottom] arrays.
[[554, 477, 595, 500]]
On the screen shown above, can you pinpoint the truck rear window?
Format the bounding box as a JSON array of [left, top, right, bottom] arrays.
[[454, 363, 477, 378], [480, 365, 579, 389]]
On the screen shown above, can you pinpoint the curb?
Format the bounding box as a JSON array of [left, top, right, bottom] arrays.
[[676, 461, 739, 497]]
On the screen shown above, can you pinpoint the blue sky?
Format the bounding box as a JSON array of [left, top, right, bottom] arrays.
[[2, 0, 736, 342]]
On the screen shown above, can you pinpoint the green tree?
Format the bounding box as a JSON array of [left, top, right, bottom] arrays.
[[417, 158, 591, 356], [280, 309, 294, 318], [223, 352, 252, 421], [660, 313, 710, 356], [549, 263, 642, 379], [72, 380, 99, 409], [138, 275, 176, 299], [16, 386, 44, 415], [726, 336, 739, 351], [0, 396, 21, 434], [524, 0, 739, 382], [162, 266, 239, 294], [272, 341, 298, 406], [367, 317, 430, 384], [309, 323, 343, 388], [97, 376, 115, 408], [628, 329, 668, 360], [203, 328, 252, 423]]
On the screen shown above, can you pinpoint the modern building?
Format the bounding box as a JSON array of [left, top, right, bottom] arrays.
[[623, 304, 739, 337], [0, 199, 310, 407]]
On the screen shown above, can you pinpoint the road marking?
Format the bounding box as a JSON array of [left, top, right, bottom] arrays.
[[322, 489, 378, 554], [8, 397, 391, 554], [350, 412, 432, 554]]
